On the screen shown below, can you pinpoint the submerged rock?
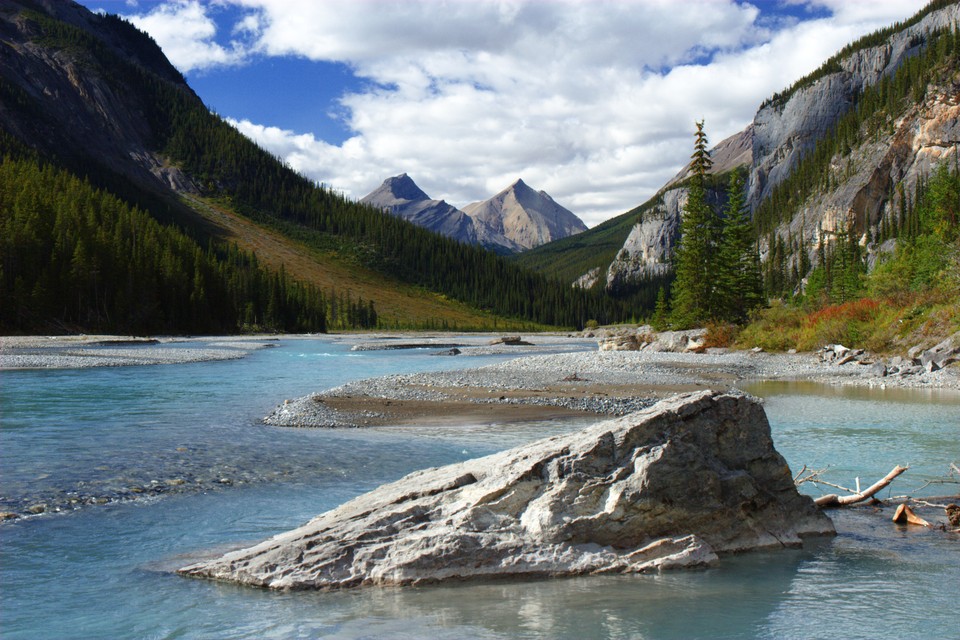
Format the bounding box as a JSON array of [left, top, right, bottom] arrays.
[[179, 390, 834, 589]]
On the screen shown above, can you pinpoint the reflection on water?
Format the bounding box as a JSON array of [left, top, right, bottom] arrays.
[[743, 379, 960, 405]]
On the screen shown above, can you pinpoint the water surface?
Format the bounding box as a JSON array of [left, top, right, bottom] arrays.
[[2, 339, 958, 639]]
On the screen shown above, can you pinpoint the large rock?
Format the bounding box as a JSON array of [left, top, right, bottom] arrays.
[[179, 391, 834, 590]]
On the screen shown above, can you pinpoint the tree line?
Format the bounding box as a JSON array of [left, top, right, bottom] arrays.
[[0, 158, 343, 334]]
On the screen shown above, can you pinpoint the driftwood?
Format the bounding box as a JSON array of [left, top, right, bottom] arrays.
[[892, 503, 931, 527], [813, 465, 909, 508]]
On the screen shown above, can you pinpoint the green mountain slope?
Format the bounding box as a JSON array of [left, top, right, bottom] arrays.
[[511, 206, 640, 285]]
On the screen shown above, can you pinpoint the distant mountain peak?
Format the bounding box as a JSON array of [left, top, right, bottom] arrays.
[[377, 173, 429, 203], [463, 179, 587, 250]]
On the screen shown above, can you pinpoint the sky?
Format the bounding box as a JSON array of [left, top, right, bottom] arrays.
[[79, 0, 930, 227]]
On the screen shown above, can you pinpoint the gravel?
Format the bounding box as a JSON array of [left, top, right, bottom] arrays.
[[264, 346, 959, 428]]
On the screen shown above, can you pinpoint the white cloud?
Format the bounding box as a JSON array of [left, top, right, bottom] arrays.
[[132, 0, 930, 226], [127, 0, 248, 73]]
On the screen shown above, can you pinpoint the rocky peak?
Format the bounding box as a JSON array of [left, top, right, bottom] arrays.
[[374, 173, 430, 204], [463, 179, 588, 250]]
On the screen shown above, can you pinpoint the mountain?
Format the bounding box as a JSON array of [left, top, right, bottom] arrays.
[[360, 174, 521, 253], [518, 0, 960, 306], [0, 0, 628, 333], [362, 175, 586, 253], [360, 174, 479, 243], [462, 179, 588, 251]]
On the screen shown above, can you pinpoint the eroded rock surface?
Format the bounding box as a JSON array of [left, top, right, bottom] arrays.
[[180, 390, 834, 589]]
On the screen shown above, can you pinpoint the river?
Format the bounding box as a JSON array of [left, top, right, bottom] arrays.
[[1, 337, 958, 639]]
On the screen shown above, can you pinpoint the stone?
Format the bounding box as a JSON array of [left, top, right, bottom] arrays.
[[489, 336, 531, 346], [643, 329, 708, 353], [946, 504, 960, 528], [597, 334, 640, 351], [832, 344, 851, 358], [179, 391, 834, 590], [871, 362, 888, 377]]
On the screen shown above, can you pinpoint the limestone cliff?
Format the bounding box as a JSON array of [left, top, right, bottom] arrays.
[[595, 2, 959, 295]]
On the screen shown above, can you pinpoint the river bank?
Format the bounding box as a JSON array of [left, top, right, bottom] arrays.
[[263, 334, 960, 428], [4, 333, 957, 429]]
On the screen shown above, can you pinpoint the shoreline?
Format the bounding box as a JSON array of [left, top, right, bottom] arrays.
[[4, 333, 958, 429], [263, 339, 960, 428]]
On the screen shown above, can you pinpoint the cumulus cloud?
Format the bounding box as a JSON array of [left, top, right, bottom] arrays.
[[127, 0, 248, 72], [129, 0, 929, 226]]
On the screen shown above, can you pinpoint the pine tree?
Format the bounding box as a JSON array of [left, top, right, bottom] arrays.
[[716, 169, 764, 322], [651, 286, 670, 331], [670, 120, 715, 328]]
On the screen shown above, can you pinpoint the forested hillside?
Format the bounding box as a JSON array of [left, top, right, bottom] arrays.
[[0, 2, 630, 334], [0, 157, 327, 334]]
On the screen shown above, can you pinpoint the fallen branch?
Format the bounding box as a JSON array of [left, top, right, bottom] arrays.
[[814, 465, 909, 508]]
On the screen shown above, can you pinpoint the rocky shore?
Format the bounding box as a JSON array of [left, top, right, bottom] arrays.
[[264, 337, 959, 429]]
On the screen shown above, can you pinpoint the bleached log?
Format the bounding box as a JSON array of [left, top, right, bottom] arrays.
[[814, 465, 909, 507]]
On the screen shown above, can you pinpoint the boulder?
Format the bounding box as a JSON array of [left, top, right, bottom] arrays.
[[597, 334, 640, 351], [919, 332, 960, 371], [179, 391, 834, 590], [646, 329, 708, 353]]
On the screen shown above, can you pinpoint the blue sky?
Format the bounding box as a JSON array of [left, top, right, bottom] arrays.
[[79, 0, 929, 226]]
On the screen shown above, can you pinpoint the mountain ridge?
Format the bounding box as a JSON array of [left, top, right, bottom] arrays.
[[362, 174, 587, 253], [0, 0, 626, 332]]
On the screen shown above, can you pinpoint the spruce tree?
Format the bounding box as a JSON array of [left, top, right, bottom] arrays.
[[670, 120, 715, 328], [652, 286, 670, 331], [716, 169, 763, 322]]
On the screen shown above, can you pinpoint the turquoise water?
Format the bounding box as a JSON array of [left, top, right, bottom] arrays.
[[1, 339, 958, 639]]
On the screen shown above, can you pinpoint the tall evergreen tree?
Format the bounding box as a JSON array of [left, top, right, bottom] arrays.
[[716, 169, 763, 322], [670, 120, 715, 328]]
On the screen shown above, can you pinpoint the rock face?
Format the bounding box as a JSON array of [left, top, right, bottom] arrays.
[[179, 390, 834, 590], [0, 0, 199, 195], [603, 182, 726, 292], [747, 5, 960, 211], [586, 3, 960, 294], [463, 178, 588, 251]]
